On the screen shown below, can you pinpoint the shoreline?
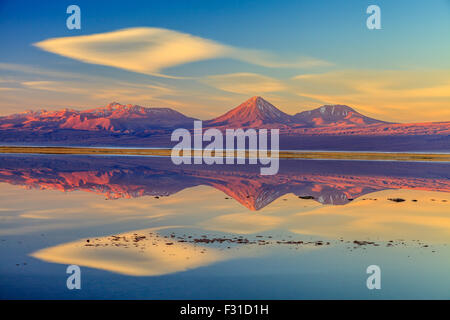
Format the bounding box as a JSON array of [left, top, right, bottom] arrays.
[[1, 146, 450, 162]]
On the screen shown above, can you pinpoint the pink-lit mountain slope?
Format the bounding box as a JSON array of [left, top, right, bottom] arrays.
[[0, 102, 197, 133], [292, 104, 389, 127], [205, 96, 295, 128]]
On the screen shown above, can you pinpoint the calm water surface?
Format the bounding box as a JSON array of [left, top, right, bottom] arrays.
[[0, 155, 449, 299]]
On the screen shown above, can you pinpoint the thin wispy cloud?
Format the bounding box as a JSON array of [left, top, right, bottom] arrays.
[[291, 69, 450, 122], [0, 62, 189, 114], [34, 27, 331, 78], [204, 72, 286, 95]]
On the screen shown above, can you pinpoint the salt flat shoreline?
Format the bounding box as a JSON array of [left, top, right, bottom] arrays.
[[1, 146, 449, 162]]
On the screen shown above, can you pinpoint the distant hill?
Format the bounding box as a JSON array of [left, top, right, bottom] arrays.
[[292, 104, 389, 127], [0, 102, 197, 133]]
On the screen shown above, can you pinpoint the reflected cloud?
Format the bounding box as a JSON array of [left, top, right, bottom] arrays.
[[28, 188, 450, 277], [287, 190, 450, 242], [200, 213, 283, 234], [32, 227, 233, 276]]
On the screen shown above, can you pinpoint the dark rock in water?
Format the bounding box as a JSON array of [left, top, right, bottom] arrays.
[[353, 240, 376, 246], [412, 199, 418, 202], [298, 196, 315, 199], [388, 198, 406, 202]]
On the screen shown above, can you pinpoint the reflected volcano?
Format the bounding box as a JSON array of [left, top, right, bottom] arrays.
[[0, 155, 449, 210]]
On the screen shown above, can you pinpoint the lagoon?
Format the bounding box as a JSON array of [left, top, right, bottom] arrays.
[[0, 154, 449, 299]]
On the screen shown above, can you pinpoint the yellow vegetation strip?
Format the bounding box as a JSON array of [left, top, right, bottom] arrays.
[[0, 146, 449, 162]]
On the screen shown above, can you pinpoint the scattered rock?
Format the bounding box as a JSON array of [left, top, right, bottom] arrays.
[[388, 198, 406, 202]]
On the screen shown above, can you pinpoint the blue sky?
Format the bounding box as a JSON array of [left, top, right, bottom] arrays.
[[0, 0, 449, 121]]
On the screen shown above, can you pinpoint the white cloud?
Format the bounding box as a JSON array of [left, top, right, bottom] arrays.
[[35, 28, 228, 78], [34, 27, 331, 78]]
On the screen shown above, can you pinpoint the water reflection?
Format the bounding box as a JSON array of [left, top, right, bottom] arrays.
[[0, 154, 449, 209], [32, 227, 236, 276], [0, 155, 449, 297]]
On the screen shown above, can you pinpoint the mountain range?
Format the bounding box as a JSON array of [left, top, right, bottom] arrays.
[[0, 102, 196, 132], [206, 96, 391, 129], [0, 96, 449, 151]]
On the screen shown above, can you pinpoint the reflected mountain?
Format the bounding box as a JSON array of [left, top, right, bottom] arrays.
[[0, 155, 449, 210]]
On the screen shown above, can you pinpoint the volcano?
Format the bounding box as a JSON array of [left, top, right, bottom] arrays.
[[205, 96, 294, 128], [292, 105, 389, 127]]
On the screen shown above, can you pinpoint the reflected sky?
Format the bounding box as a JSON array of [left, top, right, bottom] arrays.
[[0, 154, 449, 299]]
